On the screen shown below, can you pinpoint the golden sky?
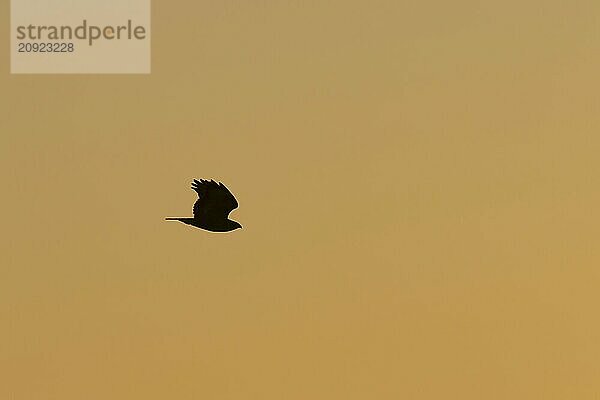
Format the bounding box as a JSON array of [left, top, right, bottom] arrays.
[[2, 1, 600, 398]]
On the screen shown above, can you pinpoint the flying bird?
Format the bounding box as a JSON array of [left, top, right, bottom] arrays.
[[166, 179, 242, 232]]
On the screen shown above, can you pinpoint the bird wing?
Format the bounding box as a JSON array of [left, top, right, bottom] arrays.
[[192, 179, 238, 220]]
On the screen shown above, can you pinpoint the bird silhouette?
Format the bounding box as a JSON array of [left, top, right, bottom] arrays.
[[166, 179, 242, 232]]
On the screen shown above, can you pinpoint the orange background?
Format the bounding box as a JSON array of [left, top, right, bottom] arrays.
[[2, 1, 600, 399]]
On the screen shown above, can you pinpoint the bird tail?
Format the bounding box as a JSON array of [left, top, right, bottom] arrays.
[[165, 217, 183, 221]]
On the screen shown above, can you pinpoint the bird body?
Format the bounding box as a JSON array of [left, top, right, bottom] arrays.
[[165, 217, 241, 232], [166, 179, 242, 232]]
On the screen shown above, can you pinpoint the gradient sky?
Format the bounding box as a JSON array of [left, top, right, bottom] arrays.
[[2, 1, 600, 399]]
